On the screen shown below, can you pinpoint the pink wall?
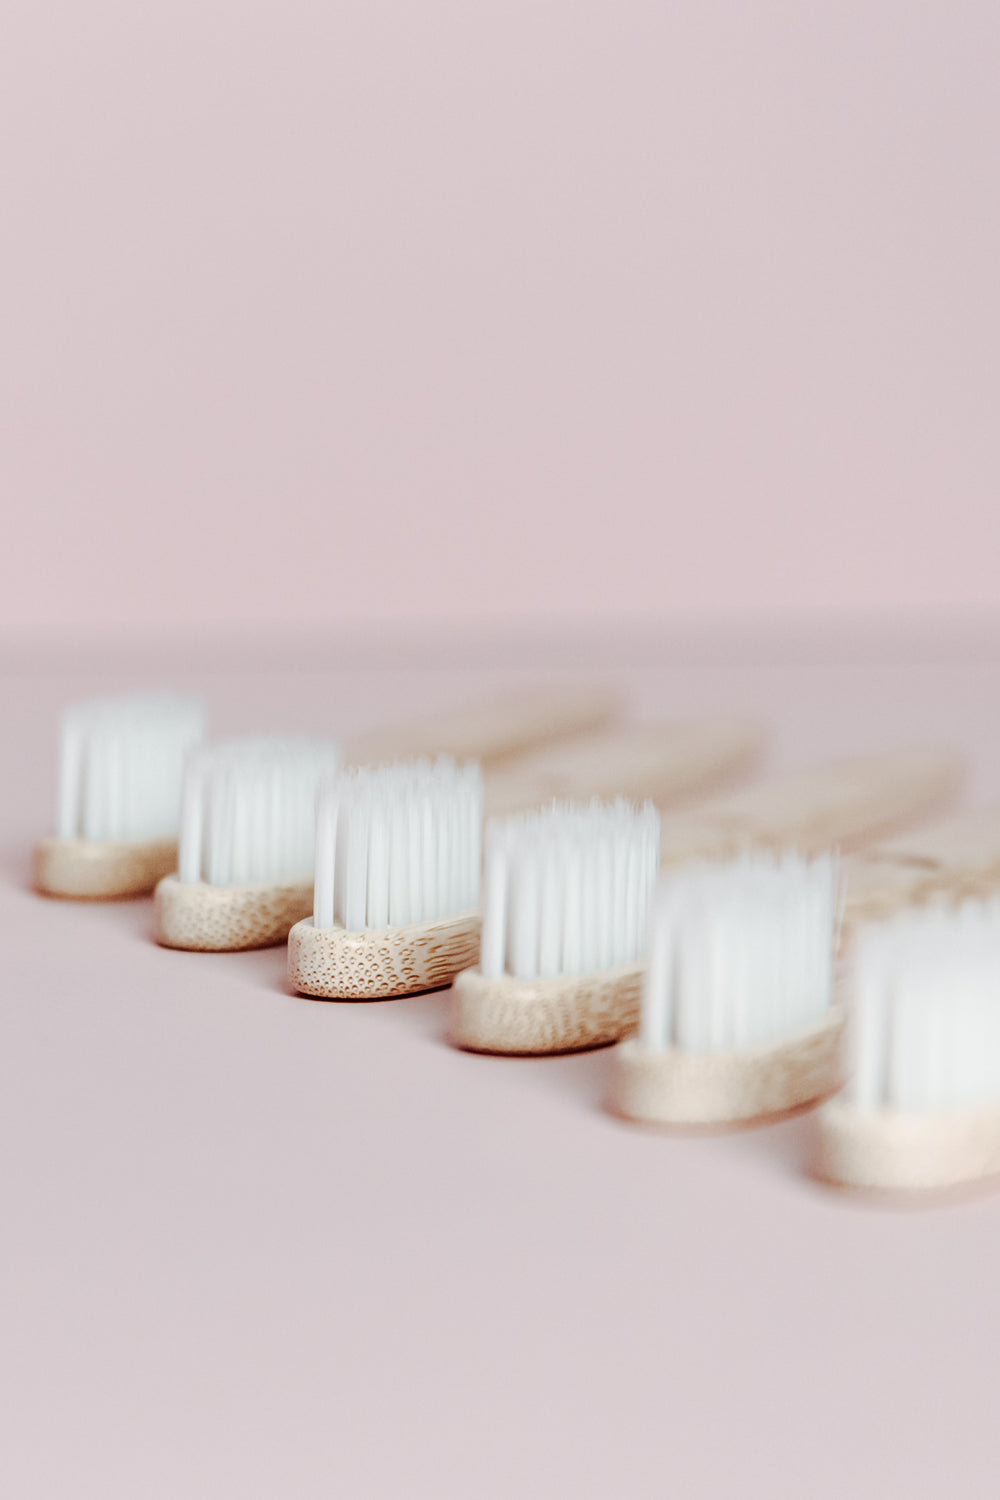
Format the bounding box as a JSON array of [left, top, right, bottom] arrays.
[[2, 0, 999, 633]]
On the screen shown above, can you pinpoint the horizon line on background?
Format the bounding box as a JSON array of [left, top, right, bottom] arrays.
[[4, 606, 1000, 676]]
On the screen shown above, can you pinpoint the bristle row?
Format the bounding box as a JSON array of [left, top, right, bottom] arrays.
[[639, 852, 838, 1053], [313, 759, 482, 931], [57, 695, 204, 843], [178, 738, 339, 887], [479, 799, 660, 981], [847, 899, 1000, 1113]]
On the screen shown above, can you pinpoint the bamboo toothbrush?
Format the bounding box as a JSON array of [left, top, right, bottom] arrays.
[[451, 799, 661, 1054], [483, 719, 763, 818], [288, 757, 483, 999], [155, 736, 339, 951], [613, 852, 843, 1126], [35, 693, 205, 899], [819, 901, 1000, 1195], [453, 748, 959, 1056]]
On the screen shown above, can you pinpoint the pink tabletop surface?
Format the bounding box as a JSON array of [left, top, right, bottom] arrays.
[[3, 623, 1000, 1498]]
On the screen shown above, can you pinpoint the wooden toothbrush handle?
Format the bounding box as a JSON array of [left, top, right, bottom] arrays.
[[483, 719, 763, 818], [344, 683, 623, 768], [660, 750, 962, 865], [843, 805, 1000, 928]]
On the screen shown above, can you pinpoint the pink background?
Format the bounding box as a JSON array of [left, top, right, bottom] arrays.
[[3, 0, 1000, 635], [4, 8, 1000, 1492]]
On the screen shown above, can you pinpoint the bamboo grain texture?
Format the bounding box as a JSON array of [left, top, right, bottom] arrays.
[[451, 964, 643, 1055], [289, 912, 482, 999], [155, 875, 314, 951]]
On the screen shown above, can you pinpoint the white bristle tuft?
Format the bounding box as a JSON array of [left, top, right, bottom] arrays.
[[638, 851, 838, 1053], [846, 899, 1000, 1114], [178, 737, 339, 887], [56, 694, 205, 843], [478, 799, 660, 981], [313, 758, 483, 931]]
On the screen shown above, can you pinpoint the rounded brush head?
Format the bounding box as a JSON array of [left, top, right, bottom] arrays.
[[289, 912, 482, 1001], [451, 963, 643, 1055], [35, 837, 181, 901], [155, 736, 338, 951], [450, 798, 660, 1053], [289, 757, 483, 999], [615, 1011, 845, 1127], [156, 874, 314, 952], [819, 899, 1000, 1194], [613, 851, 842, 1126], [36, 694, 205, 899]]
